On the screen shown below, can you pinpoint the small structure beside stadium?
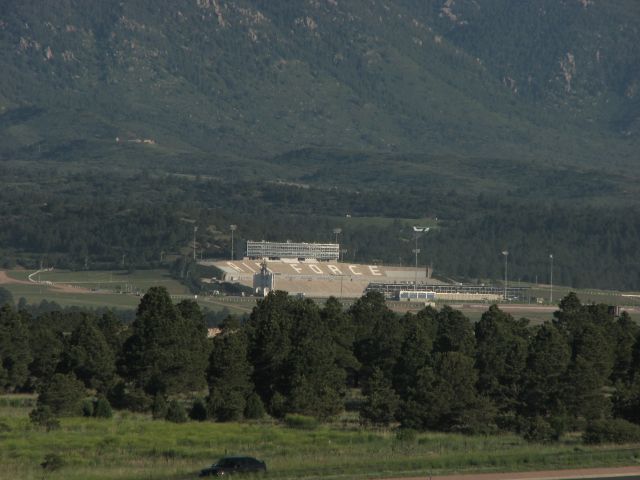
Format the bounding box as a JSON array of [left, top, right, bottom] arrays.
[[246, 240, 339, 261], [253, 260, 276, 297]]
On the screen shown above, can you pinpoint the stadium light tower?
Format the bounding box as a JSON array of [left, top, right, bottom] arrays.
[[502, 250, 509, 301], [333, 228, 342, 245], [230, 224, 237, 260], [412, 226, 430, 291], [549, 253, 554, 305]]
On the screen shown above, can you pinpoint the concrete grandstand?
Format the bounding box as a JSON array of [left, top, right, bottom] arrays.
[[206, 257, 442, 298], [202, 240, 528, 300]]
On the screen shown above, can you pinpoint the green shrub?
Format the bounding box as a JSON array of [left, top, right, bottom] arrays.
[[81, 399, 94, 417], [244, 393, 265, 420], [152, 395, 168, 420], [284, 413, 318, 430], [189, 398, 208, 421], [37, 373, 85, 416], [29, 405, 60, 431], [126, 387, 152, 413], [583, 418, 640, 444], [165, 400, 187, 423], [41, 453, 65, 472], [395, 428, 418, 443], [94, 396, 113, 419], [522, 416, 558, 443], [0, 421, 11, 433]]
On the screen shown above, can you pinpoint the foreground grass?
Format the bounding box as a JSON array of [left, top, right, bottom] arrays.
[[1, 401, 640, 480]]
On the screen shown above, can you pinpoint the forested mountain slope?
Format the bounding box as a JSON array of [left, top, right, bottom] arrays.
[[0, 0, 638, 171]]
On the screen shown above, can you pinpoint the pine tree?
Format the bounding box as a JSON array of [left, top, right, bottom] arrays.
[[360, 367, 399, 426], [58, 317, 115, 392], [520, 323, 571, 418], [0, 304, 32, 391], [37, 372, 86, 416], [475, 305, 529, 414], [120, 287, 207, 395], [207, 327, 253, 421], [433, 306, 476, 356]]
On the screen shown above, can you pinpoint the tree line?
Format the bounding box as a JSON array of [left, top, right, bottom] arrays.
[[3, 165, 640, 291], [1, 288, 640, 442]]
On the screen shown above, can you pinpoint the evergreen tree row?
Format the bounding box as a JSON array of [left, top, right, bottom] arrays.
[[1, 288, 640, 442]]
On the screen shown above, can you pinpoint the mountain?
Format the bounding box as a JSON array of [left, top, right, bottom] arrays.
[[1, 0, 639, 175]]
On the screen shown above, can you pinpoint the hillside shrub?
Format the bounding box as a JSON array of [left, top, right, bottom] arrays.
[[41, 453, 64, 472], [94, 396, 113, 418], [37, 373, 85, 416], [166, 400, 187, 423], [522, 416, 558, 443], [29, 405, 60, 431], [189, 398, 208, 421], [395, 428, 418, 443], [583, 418, 640, 444], [284, 413, 318, 430], [244, 393, 266, 420], [81, 399, 94, 417], [152, 395, 168, 420]]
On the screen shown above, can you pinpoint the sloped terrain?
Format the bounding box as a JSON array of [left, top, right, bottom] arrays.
[[0, 0, 638, 176]]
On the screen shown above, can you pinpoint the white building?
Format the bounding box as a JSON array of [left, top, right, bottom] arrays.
[[246, 240, 339, 261]]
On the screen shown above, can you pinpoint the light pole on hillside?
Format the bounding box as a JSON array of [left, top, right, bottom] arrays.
[[230, 224, 237, 260], [193, 226, 198, 261], [502, 250, 509, 301], [549, 253, 554, 305], [333, 227, 342, 244], [412, 226, 430, 292]]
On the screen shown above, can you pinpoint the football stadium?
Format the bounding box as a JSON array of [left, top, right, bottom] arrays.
[[205, 240, 527, 301]]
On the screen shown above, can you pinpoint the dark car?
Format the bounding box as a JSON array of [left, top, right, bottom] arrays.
[[199, 456, 267, 477]]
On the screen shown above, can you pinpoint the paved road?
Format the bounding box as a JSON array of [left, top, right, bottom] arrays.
[[382, 467, 640, 480]]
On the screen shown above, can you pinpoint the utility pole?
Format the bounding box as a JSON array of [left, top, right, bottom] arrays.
[[193, 225, 198, 261], [412, 226, 430, 292], [502, 250, 509, 301], [333, 228, 341, 244], [549, 253, 554, 305], [230, 224, 237, 260]]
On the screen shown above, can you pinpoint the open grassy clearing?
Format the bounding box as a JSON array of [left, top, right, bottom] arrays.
[[0, 269, 252, 314], [1, 399, 640, 480]]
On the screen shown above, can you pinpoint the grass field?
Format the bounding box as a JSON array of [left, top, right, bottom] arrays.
[[1, 268, 637, 320], [1, 397, 640, 480], [0, 269, 248, 314]]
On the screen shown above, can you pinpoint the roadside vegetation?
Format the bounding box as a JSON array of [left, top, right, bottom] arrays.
[[1, 399, 640, 480]]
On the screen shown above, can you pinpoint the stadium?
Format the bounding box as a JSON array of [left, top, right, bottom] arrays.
[[205, 240, 528, 302]]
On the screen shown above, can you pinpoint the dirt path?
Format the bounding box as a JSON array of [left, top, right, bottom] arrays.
[[0, 270, 31, 285], [382, 466, 640, 480], [0, 270, 91, 294]]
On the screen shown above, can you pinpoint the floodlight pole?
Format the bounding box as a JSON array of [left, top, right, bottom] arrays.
[[193, 225, 198, 261], [502, 250, 509, 301], [230, 224, 237, 260], [412, 227, 430, 292], [333, 227, 342, 244], [549, 253, 554, 305]]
